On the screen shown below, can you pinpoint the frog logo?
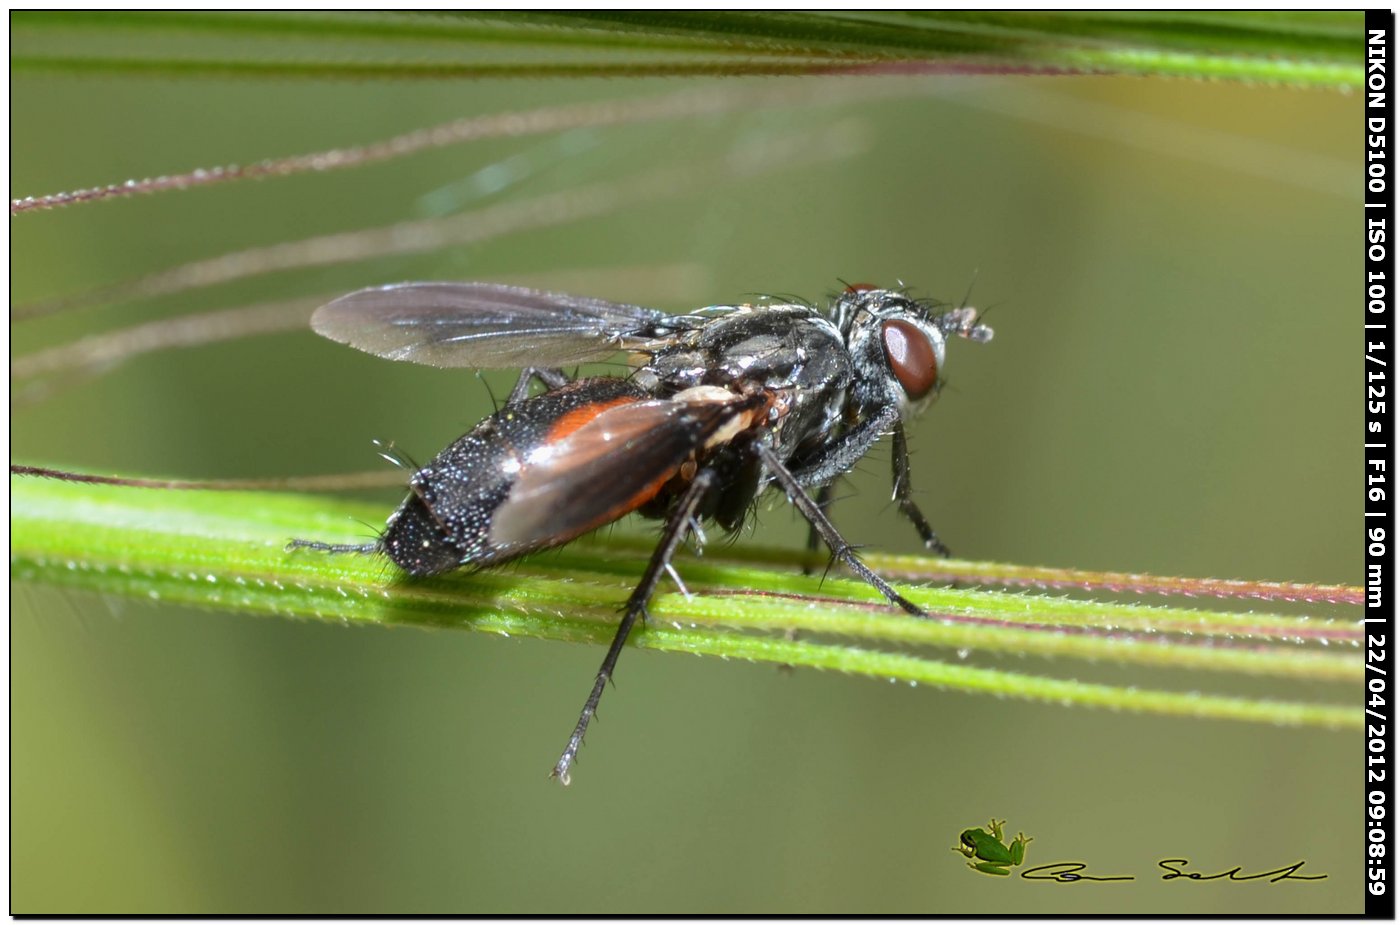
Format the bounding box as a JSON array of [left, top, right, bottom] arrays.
[[953, 818, 1032, 876]]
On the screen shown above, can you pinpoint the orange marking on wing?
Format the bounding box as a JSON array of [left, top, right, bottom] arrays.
[[544, 395, 641, 442], [595, 470, 675, 526]]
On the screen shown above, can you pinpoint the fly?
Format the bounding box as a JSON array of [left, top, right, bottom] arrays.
[[289, 281, 993, 784]]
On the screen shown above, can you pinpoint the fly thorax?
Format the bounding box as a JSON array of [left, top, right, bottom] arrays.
[[640, 349, 711, 391]]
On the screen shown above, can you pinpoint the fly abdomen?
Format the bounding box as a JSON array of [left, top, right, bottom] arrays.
[[381, 377, 650, 576], [380, 494, 468, 577]]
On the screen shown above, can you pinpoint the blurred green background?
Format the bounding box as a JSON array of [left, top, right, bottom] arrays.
[[12, 55, 1359, 914]]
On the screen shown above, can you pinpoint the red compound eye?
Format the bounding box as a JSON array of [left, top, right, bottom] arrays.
[[843, 282, 878, 294], [880, 319, 938, 399]]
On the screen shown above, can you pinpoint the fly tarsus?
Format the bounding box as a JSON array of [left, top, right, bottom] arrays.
[[286, 538, 381, 555], [757, 442, 927, 618]]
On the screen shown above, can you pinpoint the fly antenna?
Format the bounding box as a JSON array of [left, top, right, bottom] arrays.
[[939, 302, 994, 344]]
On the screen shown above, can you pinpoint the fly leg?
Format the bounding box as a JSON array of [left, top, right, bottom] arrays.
[[892, 422, 951, 557], [757, 443, 925, 617], [286, 537, 380, 555], [552, 468, 717, 786], [770, 481, 837, 669], [802, 482, 835, 576], [790, 404, 898, 490], [507, 367, 570, 405]]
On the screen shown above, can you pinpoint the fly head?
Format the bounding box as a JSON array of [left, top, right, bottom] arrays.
[[836, 286, 994, 422]]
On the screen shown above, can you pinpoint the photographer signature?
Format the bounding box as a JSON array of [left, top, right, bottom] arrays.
[[1022, 859, 1327, 884], [952, 819, 1327, 883]]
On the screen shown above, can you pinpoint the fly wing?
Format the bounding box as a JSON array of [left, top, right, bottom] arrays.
[[487, 396, 742, 554], [310, 282, 674, 368]]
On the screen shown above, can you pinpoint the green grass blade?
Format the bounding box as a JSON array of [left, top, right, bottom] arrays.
[[11, 472, 1360, 730], [10, 10, 1364, 88]]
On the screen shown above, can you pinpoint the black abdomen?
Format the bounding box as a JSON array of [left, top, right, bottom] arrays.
[[382, 378, 648, 576]]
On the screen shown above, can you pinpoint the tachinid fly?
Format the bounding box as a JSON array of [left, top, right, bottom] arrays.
[[290, 281, 993, 784]]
